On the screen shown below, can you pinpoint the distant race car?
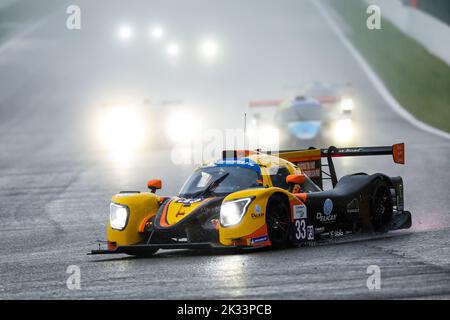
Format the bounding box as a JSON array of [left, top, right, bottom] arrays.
[[93, 97, 201, 152], [275, 96, 333, 146], [303, 82, 354, 114], [90, 143, 411, 257], [248, 83, 355, 148]]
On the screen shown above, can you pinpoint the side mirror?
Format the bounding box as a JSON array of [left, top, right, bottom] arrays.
[[286, 174, 305, 185], [147, 179, 162, 193], [286, 174, 305, 193]]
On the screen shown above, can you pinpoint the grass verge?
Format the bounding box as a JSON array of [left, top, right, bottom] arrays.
[[327, 0, 450, 133]]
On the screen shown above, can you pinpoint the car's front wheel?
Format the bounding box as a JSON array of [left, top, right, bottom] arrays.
[[266, 195, 290, 247]]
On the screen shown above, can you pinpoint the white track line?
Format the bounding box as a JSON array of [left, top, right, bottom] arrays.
[[312, 0, 450, 141]]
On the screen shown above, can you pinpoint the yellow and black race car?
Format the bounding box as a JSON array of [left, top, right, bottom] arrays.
[[90, 143, 411, 257]]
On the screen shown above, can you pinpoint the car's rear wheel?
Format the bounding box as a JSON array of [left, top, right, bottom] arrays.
[[370, 180, 393, 232], [266, 195, 290, 247]]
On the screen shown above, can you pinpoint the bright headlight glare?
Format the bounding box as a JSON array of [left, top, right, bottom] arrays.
[[151, 26, 164, 39], [341, 98, 354, 111], [199, 39, 219, 59], [334, 119, 353, 142], [118, 25, 133, 40], [165, 111, 202, 143], [220, 198, 252, 227], [167, 42, 180, 56], [96, 106, 147, 152], [109, 203, 129, 230]]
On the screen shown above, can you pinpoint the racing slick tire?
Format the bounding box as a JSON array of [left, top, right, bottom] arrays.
[[369, 179, 393, 233], [266, 195, 291, 247]]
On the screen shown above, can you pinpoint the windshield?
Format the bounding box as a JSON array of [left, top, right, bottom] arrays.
[[179, 166, 261, 198], [304, 86, 337, 98], [277, 104, 324, 122], [302, 175, 322, 193]]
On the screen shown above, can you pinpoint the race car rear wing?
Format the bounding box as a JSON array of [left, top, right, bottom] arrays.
[[270, 143, 405, 188], [248, 99, 283, 108], [320, 144, 405, 164]]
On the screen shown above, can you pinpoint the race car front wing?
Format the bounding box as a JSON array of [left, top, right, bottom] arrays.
[[89, 242, 238, 255]]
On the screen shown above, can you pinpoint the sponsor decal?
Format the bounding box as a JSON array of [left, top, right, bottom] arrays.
[[346, 198, 360, 214], [330, 230, 344, 237], [323, 198, 333, 216], [216, 159, 256, 167], [251, 212, 264, 218], [175, 198, 203, 205], [341, 148, 363, 153], [316, 199, 336, 223], [293, 204, 307, 219], [251, 235, 268, 244], [251, 205, 264, 218], [316, 212, 337, 223], [307, 225, 314, 240]]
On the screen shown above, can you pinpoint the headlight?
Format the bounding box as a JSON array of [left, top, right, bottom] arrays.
[[96, 106, 147, 152], [151, 26, 164, 39], [340, 98, 354, 112], [333, 119, 353, 142], [199, 39, 219, 60], [220, 198, 252, 227], [118, 25, 133, 40], [109, 203, 129, 230], [165, 111, 202, 144], [167, 42, 181, 56]]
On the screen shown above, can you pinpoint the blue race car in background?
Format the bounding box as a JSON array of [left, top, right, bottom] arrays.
[[274, 96, 328, 147], [248, 83, 355, 149]]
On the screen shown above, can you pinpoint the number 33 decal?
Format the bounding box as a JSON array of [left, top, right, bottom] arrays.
[[295, 219, 307, 240]]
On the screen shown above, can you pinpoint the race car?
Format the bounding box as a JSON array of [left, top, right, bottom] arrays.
[[92, 97, 201, 152], [248, 83, 355, 148], [303, 82, 354, 114], [90, 143, 411, 256], [274, 96, 334, 146], [248, 96, 332, 149]]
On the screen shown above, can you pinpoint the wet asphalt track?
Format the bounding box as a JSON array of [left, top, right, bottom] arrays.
[[0, 0, 449, 299]]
